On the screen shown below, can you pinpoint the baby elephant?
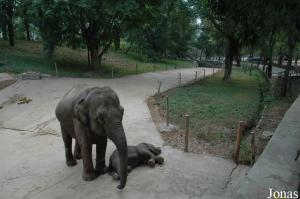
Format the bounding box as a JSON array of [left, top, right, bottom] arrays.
[[109, 143, 164, 180]]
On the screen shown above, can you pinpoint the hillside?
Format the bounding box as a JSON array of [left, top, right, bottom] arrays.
[[0, 40, 194, 78]]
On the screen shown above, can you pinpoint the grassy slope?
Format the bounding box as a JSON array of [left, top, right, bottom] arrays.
[[157, 68, 266, 159], [0, 40, 194, 78]]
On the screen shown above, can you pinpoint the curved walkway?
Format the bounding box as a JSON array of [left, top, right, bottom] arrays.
[[0, 68, 248, 199]]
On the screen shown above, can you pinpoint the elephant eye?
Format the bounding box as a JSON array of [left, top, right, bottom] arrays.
[[97, 113, 105, 123]]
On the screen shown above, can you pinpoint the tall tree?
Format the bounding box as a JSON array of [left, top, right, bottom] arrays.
[[191, 0, 250, 80], [0, 0, 15, 46], [31, 0, 65, 57], [280, 0, 300, 96], [32, 0, 142, 69], [18, 0, 32, 41], [125, 0, 196, 61]]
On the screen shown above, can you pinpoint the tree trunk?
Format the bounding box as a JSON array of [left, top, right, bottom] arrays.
[[267, 27, 276, 78], [223, 37, 236, 81], [280, 32, 296, 96], [278, 48, 283, 68], [114, 34, 120, 51], [87, 49, 91, 67], [5, 2, 14, 46], [23, 11, 30, 41], [236, 54, 241, 67], [250, 44, 254, 58], [235, 44, 241, 67], [295, 50, 298, 66], [1, 22, 7, 40], [7, 18, 14, 46], [90, 47, 100, 70], [199, 49, 203, 61], [43, 41, 55, 58]]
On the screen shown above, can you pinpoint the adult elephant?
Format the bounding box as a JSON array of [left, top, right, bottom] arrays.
[[55, 85, 128, 189]]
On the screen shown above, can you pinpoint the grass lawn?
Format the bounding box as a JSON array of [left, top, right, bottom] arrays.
[[0, 40, 194, 78], [156, 68, 267, 160]]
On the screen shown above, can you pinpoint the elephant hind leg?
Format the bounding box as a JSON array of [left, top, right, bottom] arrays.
[[74, 140, 82, 160], [61, 126, 77, 167], [111, 172, 120, 181]]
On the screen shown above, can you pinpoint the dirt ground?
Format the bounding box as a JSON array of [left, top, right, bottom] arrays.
[[147, 74, 299, 164], [148, 95, 234, 158]]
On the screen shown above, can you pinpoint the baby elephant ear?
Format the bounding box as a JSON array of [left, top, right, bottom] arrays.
[[74, 98, 88, 124]]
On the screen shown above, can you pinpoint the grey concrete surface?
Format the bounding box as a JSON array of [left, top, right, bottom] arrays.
[[0, 73, 16, 90], [235, 94, 300, 199], [0, 68, 249, 199]]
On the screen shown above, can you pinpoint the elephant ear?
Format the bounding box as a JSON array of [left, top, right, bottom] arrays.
[[74, 98, 88, 124]]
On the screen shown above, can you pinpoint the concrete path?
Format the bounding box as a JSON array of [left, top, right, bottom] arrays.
[[0, 68, 248, 199], [0, 73, 16, 90]]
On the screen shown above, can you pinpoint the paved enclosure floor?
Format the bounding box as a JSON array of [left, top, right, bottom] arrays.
[[0, 68, 249, 199]]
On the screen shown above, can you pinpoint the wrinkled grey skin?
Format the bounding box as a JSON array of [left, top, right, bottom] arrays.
[[55, 86, 128, 189], [109, 143, 164, 180]]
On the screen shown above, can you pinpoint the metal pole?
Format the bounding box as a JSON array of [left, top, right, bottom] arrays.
[[184, 114, 190, 152], [195, 71, 198, 81], [203, 69, 206, 79], [111, 67, 114, 78], [166, 96, 169, 126]]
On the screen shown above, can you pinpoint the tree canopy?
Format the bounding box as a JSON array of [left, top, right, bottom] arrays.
[[0, 0, 299, 86]]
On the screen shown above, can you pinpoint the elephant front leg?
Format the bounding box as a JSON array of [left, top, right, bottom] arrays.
[[74, 119, 97, 181], [95, 137, 108, 175], [81, 142, 98, 181]]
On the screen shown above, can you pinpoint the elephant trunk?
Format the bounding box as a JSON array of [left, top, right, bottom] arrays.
[[108, 121, 128, 189]]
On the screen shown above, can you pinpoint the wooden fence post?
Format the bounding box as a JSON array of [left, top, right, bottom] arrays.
[[54, 62, 58, 78], [111, 67, 114, 78], [195, 71, 198, 81], [184, 114, 190, 152], [157, 81, 162, 96], [251, 131, 256, 165], [166, 96, 169, 126], [135, 64, 138, 74], [178, 72, 181, 86], [234, 121, 243, 163], [203, 69, 206, 79]]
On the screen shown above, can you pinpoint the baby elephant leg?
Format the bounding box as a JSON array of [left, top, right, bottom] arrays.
[[138, 147, 156, 168], [148, 146, 161, 156], [154, 156, 164, 165], [147, 158, 156, 168]]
